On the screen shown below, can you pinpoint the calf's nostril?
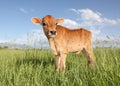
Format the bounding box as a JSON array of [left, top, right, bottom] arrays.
[[50, 30, 56, 35]]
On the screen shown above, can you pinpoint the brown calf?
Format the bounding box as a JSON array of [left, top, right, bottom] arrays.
[[32, 15, 96, 73]]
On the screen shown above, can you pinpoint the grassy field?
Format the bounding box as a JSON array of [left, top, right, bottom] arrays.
[[0, 48, 120, 86]]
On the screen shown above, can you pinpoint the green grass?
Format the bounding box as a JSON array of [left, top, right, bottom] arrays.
[[0, 48, 120, 86]]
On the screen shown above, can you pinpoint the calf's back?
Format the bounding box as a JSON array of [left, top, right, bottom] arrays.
[[52, 25, 92, 53]]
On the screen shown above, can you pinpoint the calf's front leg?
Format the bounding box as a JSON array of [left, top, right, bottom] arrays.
[[55, 53, 67, 73], [55, 55, 61, 72], [60, 53, 67, 73]]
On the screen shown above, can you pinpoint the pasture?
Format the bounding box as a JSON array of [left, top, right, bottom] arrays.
[[0, 48, 120, 86]]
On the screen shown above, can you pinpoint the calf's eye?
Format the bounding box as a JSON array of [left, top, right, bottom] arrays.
[[56, 23, 58, 25], [43, 23, 46, 26]]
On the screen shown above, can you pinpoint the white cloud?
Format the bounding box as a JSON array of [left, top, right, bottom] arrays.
[[62, 19, 80, 29], [19, 8, 27, 13], [70, 8, 120, 27], [90, 29, 101, 38], [19, 8, 35, 13], [93, 36, 120, 47], [0, 29, 49, 48], [15, 29, 49, 48], [103, 18, 120, 25]]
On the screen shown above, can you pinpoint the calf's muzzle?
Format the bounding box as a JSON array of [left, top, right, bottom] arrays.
[[50, 30, 57, 35]]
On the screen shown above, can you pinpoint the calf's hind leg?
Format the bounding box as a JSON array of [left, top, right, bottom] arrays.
[[82, 48, 96, 68]]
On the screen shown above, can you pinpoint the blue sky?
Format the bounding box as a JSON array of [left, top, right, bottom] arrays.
[[0, 0, 120, 47]]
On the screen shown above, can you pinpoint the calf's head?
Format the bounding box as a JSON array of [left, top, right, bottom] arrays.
[[32, 15, 64, 38]]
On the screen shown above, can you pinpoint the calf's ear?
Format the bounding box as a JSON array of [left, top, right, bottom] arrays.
[[56, 18, 64, 24], [31, 17, 42, 25]]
